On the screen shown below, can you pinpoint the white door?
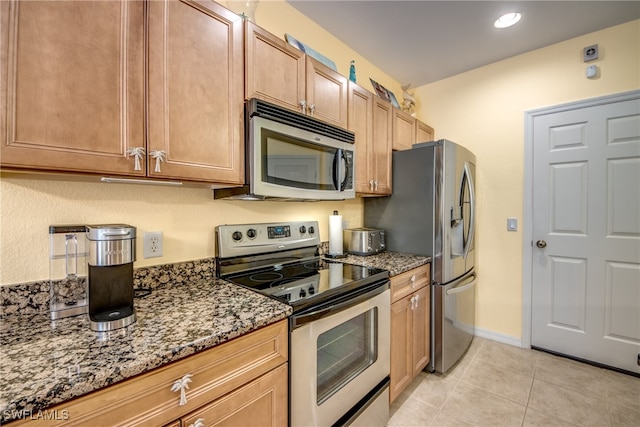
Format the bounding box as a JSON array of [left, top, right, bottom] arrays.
[[530, 93, 640, 374]]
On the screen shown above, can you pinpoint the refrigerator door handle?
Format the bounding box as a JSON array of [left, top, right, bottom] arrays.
[[462, 162, 476, 261], [445, 273, 477, 295]]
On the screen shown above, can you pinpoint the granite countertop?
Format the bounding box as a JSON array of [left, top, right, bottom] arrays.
[[0, 251, 427, 423], [0, 278, 292, 423], [331, 251, 431, 276]]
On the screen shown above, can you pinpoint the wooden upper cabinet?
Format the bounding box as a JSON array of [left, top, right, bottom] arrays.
[[147, 0, 244, 184], [305, 56, 348, 128], [245, 21, 305, 114], [0, 0, 145, 175], [416, 119, 435, 144], [348, 82, 373, 194], [371, 97, 393, 195], [392, 108, 416, 151], [1, 0, 244, 184], [245, 21, 348, 128]]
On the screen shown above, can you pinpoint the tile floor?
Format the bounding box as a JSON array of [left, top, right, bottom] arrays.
[[388, 337, 640, 426]]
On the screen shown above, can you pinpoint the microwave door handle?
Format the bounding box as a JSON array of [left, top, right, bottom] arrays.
[[340, 150, 351, 191], [332, 149, 343, 191]]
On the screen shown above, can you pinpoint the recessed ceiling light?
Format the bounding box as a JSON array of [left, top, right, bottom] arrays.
[[494, 12, 521, 29]]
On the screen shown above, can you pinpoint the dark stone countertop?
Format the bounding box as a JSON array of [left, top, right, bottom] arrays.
[[330, 251, 431, 276], [0, 251, 428, 423], [0, 278, 292, 423]]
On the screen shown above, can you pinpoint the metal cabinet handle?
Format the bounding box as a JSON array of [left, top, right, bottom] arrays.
[[369, 180, 374, 191], [300, 100, 307, 113], [188, 419, 205, 427], [149, 150, 166, 173], [374, 181, 379, 191], [171, 373, 193, 406], [410, 295, 416, 310], [536, 240, 547, 248], [410, 275, 416, 288], [126, 147, 146, 171], [308, 103, 315, 115]]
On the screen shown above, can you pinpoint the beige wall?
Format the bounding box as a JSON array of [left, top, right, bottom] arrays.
[[0, 0, 401, 286], [414, 20, 640, 339]]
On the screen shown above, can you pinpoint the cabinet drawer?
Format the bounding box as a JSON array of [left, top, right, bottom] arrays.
[[390, 264, 430, 303], [10, 321, 288, 427]]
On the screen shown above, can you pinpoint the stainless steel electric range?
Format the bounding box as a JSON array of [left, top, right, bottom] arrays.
[[216, 221, 391, 427]]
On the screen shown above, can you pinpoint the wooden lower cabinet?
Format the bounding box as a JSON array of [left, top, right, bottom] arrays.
[[180, 364, 287, 427], [389, 265, 431, 403], [8, 321, 288, 427]]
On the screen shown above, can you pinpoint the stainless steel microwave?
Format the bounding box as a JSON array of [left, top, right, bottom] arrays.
[[214, 99, 355, 201]]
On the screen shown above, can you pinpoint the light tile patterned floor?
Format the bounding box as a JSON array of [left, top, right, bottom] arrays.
[[388, 337, 640, 427]]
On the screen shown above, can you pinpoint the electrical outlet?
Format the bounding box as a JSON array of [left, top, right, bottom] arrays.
[[143, 231, 163, 258]]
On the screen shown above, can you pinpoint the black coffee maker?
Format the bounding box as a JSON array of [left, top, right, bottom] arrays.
[[86, 224, 137, 332]]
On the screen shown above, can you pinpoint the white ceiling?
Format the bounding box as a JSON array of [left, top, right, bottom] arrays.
[[286, 1, 640, 87]]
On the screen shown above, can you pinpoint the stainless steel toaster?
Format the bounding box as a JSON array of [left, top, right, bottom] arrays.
[[344, 228, 386, 256]]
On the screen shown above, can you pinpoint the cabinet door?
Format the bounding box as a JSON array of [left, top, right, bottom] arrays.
[[390, 296, 412, 403], [147, 0, 243, 183], [411, 286, 431, 376], [347, 82, 373, 194], [182, 364, 288, 427], [305, 57, 348, 128], [416, 120, 435, 144], [245, 21, 305, 113], [0, 0, 145, 175], [392, 108, 416, 151], [372, 98, 393, 195]]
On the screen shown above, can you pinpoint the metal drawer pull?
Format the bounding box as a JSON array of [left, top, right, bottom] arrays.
[[410, 295, 416, 310], [171, 373, 193, 406], [188, 418, 205, 427], [410, 275, 416, 288]]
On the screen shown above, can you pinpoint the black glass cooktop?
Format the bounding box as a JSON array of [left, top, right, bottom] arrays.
[[222, 258, 389, 312]]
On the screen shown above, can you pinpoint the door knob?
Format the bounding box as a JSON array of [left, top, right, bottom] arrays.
[[536, 240, 547, 248]]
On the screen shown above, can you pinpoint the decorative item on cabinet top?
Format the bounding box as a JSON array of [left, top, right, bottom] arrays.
[[285, 33, 337, 71], [369, 78, 400, 109]]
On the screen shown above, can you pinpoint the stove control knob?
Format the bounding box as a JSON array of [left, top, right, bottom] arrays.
[[299, 225, 307, 234], [232, 231, 242, 241], [299, 289, 307, 298], [308, 226, 315, 235], [308, 286, 315, 295], [247, 228, 257, 239]]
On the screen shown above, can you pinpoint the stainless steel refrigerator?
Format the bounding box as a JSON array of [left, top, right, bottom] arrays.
[[364, 139, 477, 373]]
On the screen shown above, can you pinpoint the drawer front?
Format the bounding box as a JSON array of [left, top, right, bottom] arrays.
[[10, 321, 288, 427], [390, 264, 430, 303]]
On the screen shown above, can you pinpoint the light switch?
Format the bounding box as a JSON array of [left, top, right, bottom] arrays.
[[507, 218, 518, 232]]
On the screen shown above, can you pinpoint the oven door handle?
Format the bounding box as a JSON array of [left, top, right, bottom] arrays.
[[291, 281, 389, 329]]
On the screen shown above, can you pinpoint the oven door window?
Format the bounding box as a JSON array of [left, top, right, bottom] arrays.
[[316, 308, 378, 405], [262, 129, 346, 191]]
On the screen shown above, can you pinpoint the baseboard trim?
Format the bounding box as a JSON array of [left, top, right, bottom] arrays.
[[474, 327, 523, 348]]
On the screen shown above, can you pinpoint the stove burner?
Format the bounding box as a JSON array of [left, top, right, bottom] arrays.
[[249, 272, 284, 282]]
